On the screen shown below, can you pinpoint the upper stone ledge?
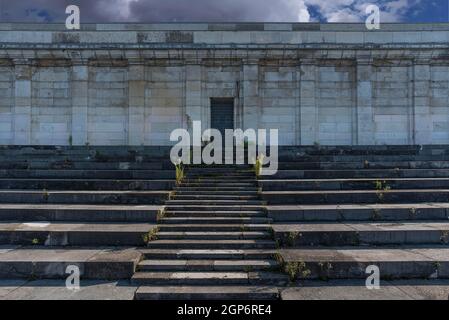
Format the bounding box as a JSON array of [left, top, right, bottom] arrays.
[[1, 23, 449, 47], [1, 22, 449, 32]]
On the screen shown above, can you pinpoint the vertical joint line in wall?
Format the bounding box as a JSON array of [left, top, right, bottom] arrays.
[[411, 61, 416, 145], [296, 63, 301, 145]]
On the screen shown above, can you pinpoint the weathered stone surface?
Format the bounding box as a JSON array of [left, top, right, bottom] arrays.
[[1, 280, 136, 300], [1, 23, 449, 146]]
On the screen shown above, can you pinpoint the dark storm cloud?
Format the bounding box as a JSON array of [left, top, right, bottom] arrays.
[[0, 0, 308, 22]]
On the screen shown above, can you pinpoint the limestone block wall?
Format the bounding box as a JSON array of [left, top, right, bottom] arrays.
[[88, 66, 129, 145], [31, 66, 71, 145], [0, 23, 448, 146], [0, 66, 14, 144]]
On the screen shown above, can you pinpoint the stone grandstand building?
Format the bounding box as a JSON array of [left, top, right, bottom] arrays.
[[1, 23, 449, 300], [1, 22, 449, 146]]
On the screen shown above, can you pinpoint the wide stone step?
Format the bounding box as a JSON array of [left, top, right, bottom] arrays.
[[166, 200, 266, 206], [157, 231, 271, 240], [176, 186, 259, 191], [0, 246, 140, 279], [262, 190, 449, 205], [160, 217, 273, 224], [172, 195, 259, 201], [137, 259, 279, 271], [272, 169, 449, 179], [0, 169, 174, 180], [146, 240, 276, 249], [164, 210, 266, 217], [164, 205, 266, 212], [183, 179, 257, 183], [267, 204, 449, 222], [158, 224, 272, 232], [180, 183, 257, 188], [0, 178, 174, 191], [260, 178, 449, 191], [273, 222, 449, 246], [0, 161, 172, 170], [131, 271, 289, 286], [277, 160, 449, 170], [174, 190, 259, 195], [140, 249, 276, 260], [0, 222, 155, 246], [0, 190, 169, 205], [280, 280, 449, 300], [0, 204, 160, 222], [279, 246, 449, 280], [135, 286, 279, 300]]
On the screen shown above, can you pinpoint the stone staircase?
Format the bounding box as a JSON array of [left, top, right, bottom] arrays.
[[1, 145, 449, 300], [133, 166, 287, 300]]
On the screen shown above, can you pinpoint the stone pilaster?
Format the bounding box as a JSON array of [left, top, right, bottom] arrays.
[[356, 57, 375, 145], [242, 61, 260, 131], [413, 59, 432, 145], [299, 59, 317, 145], [185, 61, 202, 144], [71, 61, 89, 145], [128, 64, 146, 145], [13, 59, 32, 145]]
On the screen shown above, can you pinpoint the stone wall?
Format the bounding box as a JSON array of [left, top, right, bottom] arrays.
[[0, 23, 449, 146]]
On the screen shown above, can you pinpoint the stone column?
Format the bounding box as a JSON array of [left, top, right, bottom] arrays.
[[128, 63, 146, 145], [356, 57, 375, 145], [299, 59, 317, 145], [71, 61, 89, 145], [413, 59, 432, 145], [13, 59, 32, 145], [242, 60, 260, 131]]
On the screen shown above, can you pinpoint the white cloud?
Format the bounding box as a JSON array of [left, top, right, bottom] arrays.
[[0, 0, 424, 23]]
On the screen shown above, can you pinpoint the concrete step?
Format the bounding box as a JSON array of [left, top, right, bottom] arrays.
[[0, 204, 160, 222], [164, 210, 266, 217], [131, 271, 289, 286], [0, 190, 169, 205], [140, 249, 276, 260], [277, 160, 449, 170], [174, 190, 259, 195], [137, 259, 279, 271], [176, 186, 259, 191], [0, 169, 175, 180], [0, 222, 155, 246], [135, 286, 279, 300], [180, 183, 257, 188], [262, 189, 449, 205], [0, 179, 174, 191], [160, 217, 273, 225], [146, 240, 277, 250], [267, 204, 449, 222], [272, 169, 449, 179], [260, 178, 449, 191], [184, 178, 256, 182], [280, 280, 449, 300], [164, 205, 266, 212], [279, 246, 449, 280], [172, 195, 259, 201], [273, 222, 449, 246], [166, 200, 266, 206], [157, 231, 271, 240], [158, 224, 272, 232], [0, 246, 140, 279], [0, 161, 173, 170]]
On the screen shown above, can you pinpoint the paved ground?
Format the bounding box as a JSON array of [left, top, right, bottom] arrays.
[[0, 280, 137, 300]]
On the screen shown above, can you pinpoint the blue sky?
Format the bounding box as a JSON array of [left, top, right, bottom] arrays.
[[0, 0, 448, 23]]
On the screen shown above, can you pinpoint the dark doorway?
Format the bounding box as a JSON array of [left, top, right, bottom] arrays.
[[210, 98, 235, 137]]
